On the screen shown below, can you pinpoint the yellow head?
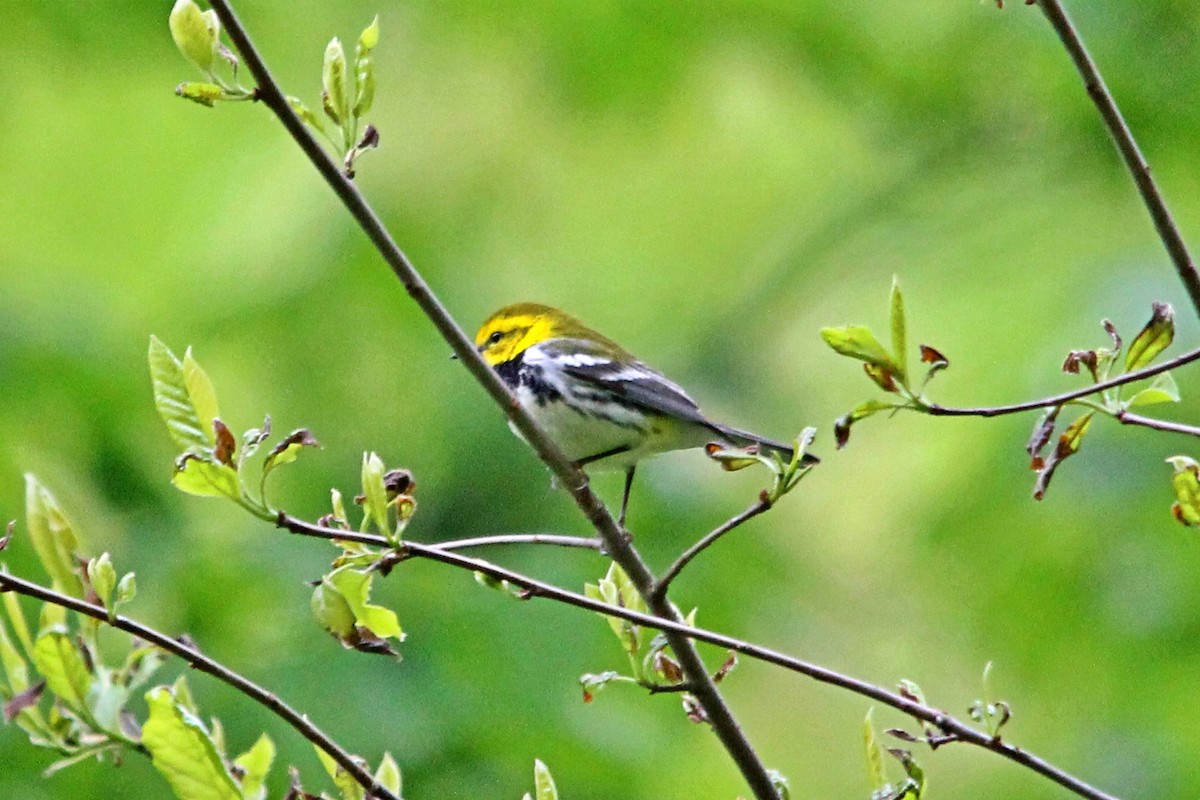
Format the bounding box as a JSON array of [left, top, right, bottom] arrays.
[[474, 303, 621, 365]]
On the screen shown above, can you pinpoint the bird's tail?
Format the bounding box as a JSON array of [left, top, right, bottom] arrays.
[[705, 422, 820, 465]]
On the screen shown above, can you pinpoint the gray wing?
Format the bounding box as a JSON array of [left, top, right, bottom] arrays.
[[538, 338, 711, 426]]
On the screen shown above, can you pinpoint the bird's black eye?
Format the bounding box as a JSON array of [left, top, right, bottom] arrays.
[[487, 331, 504, 345]]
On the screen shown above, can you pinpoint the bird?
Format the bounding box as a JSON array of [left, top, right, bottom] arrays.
[[472, 303, 817, 525]]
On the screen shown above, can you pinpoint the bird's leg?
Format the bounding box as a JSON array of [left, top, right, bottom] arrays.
[[619, 466, 636, 529]]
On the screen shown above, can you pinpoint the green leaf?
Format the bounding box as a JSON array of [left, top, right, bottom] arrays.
[[175, 82, 224, 107], [88, 553, 117, 619], [0, 614, 30, 693], [360, 452, 389, 534], [863, 709, 885, 791], [533, 759, 557, 800], [313, 745, 364, 800], [322, 37, 349, 125], [25, 475, 84, 598], [173, 455, 241, 500], [310, 578, 357, 640], [115, 572, 138, 611], [1167, 456, 1200, 527], [262, 429, 321, 479], [169, 0, 216, 74], [1057, 412, 1093, 458], [1126, 371, 1180, 407], [834, 399, 897, 449], [150, 337, 214, 454], [1125, 302, 1175, 371], [183, 349, 220, 444], [3, 591, 36, 657], [353, 16, 379, 118], [327, 568, 404, 642], [889, 276, 908, 383], [233, 733, 275, 800], [32, 631, 92, 712], [374, 752, 401, 797], [142, 686, 241, 800], [819, 325, 896, 370]]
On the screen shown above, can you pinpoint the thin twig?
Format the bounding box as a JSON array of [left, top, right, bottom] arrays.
[[277, 513, 1118, 800], [652, 496, 772, 601], [0, 570, 398, 800], [925, 344, 1200, 417], [1115, 411, 1200, 439], [434, 533, 604, 552], [1035, 0, 1200, 318], [208, 4, 778, 796]]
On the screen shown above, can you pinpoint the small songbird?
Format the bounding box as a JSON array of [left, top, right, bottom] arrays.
[[473, 303, 817, 524]]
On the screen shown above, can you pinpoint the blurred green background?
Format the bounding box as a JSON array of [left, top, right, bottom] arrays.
[[3, 2, 1200, 798]]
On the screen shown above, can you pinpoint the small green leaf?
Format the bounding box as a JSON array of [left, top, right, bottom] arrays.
[[287, 96, 327, 133], [25, 475, 84, 598], [834, 400, 896, 449], [0, 615, 30, 693], [863, 709, 885, 791], [322, 37, 349, 125], [32, 631, 92, 712], [233, 733, 275, 800], [820, 326, 896, 370], [1125, 302, 1175, 371], [310, 578, 357, 639], [1167, 456, 1200, 527], [2, 591, 35, 657], [115, 572, 138, 611], [889, 276, 908, 384], [533, 759, 558, 800], [353, 16, 379, 118], [328, 567, 404, 643], [175, 82, 225, 107], [173, 455, 241, 500], [374, 752, 401, 796], [150, 337, 213, 454], [169, 0, 216, 75], [360, 452, 389, 534], [88, 553, 117, 619], [1057, 411, 1093, 458], [183, 349, 220, 444], [142, 686, 241, 800], [330, 489, 349, 529], [313, 745, 364, 800], [1126, 372, 1181, 407], [262, 430, 321, 478]]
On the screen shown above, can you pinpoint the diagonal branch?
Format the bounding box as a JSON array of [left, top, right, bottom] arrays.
[[652, 494, 772, 602], [208, 3, 778, 797], [277, 512, 1119, 800], [0, 569, 398, 800], [924, 344, 1200, 417], [1035, 0, 1200, 318]]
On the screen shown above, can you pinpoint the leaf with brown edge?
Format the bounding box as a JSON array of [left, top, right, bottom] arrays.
[[713, 651, 738, 683], [3, 679, 44, 723], [919, 343, 950, 385], [833, 400, 895, 449], [1033, 412, 1093, 500], [1126, 302, 1175, 371], [262, 429, 321, 479], [1102, 319, 1122, 353], [1026, 406, 1060, 465], [1062, 350, 1099, 380], [1167, 456, 1200, 527], [212, 419, 236, 466], [863, 363, 899, 393]]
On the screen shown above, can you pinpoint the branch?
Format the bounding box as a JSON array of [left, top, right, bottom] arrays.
[[652, 494, 772, 601], [1035, 0, 1200, 318], [207, 3, 778, 796], [0, 570, 398, 800], [1115, 411, 1200, 439], [925, 344, 1200, 417], [278, 513, 1118, 800], [434, 533, 604, 552]]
